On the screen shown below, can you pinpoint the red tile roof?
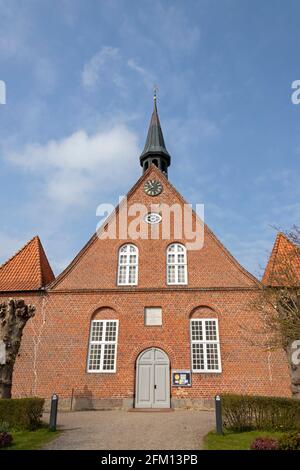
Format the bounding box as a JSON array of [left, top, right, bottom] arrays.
[[262, 233, 300, 286], [0, 236, 55, 291]]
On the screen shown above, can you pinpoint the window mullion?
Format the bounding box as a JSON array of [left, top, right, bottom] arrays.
[[100, 321, 106, 372], [125, 254, 129, 284], [202, 320, 206, 342], [203, 342, 208, 372]]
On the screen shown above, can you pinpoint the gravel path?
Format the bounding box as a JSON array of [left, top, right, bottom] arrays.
[[43, 410, 214, 450]]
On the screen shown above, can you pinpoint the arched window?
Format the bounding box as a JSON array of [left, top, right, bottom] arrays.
[[117, 244, 138, 285], [167, 243, 187, 285], [190, 318, 221, 373], [152, 159, 158, 167], [87, 319, 119, 373]]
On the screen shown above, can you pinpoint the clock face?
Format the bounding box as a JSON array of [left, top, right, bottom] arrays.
[[144, 180, 163, 196]]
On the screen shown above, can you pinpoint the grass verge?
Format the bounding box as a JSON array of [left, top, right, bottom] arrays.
[[1, 428, 60, 450], [204, 430, 285, 450]]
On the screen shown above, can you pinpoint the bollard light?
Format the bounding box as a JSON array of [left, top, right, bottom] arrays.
[[49, 394, 59, 431], [215, 394, 223, 435]]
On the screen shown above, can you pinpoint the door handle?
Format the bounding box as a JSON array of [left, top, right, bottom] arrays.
[[154, 385, 157, 389]]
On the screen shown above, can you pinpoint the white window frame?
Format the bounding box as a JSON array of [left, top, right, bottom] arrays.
[[166, 243, 188, 285], [87, 319, 119, 373], [117, 244, 138, 286], [190, 318, 222, 373]]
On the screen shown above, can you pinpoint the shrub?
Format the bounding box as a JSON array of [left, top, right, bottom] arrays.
[[222, 394, 300, 432], [0, 421, 10, 433], [0, 432, 13, 448], [250, 437, 278, 450], [0, 398, 44, 431], [277, 432, 300, 450]]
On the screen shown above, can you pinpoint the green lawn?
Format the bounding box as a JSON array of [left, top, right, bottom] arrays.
[[204, 430, 285, 450], [1, 428, 60, 450]]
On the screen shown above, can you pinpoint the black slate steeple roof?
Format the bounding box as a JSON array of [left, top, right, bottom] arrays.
[[140, 97, 171, 162]]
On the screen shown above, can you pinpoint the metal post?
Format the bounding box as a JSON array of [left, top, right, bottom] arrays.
[[49, 394, 58, 431], [215, 395, 223, 435], [70, 388, 74, 411]]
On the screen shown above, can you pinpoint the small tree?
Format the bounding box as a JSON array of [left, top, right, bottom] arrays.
[[253, 226, 300, 398], [0, 299, 35, 399]]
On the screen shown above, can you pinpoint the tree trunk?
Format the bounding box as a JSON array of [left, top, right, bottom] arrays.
[[0, 299, 35, 399], [286, 342, 300, 399], [0, 363, 14, 398]]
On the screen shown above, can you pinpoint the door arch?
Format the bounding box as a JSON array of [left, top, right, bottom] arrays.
[[135, 348, 170, 408]]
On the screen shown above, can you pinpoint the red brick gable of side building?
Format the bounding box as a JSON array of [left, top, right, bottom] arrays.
[[0, 101, 291, 410], [0, 236, 54, 291], [262, 232, 300, 287]]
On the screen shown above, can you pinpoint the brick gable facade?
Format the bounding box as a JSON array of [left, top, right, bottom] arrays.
[[0, 164, 291, 410]]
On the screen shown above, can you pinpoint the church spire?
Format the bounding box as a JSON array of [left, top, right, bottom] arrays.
[[140, 92, 171, 178]]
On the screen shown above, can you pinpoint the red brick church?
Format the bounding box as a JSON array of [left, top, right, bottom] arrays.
[[0, 99, 291, 410]]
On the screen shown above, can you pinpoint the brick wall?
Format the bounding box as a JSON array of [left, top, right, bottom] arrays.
[[5, 289, 290, 406], [0, 166, 291, 407]]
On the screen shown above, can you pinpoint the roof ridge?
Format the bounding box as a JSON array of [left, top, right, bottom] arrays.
[[0, 235, 39, 271], [36, 236, 44, 287], [278, 231, 300, 250], [263, 232, 281, 284]]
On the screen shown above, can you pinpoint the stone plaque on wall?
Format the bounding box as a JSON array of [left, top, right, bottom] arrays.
[[144, 307, 162, 326]]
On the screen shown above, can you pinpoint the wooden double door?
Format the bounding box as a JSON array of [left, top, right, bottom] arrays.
[[135, 348, 170, 408]]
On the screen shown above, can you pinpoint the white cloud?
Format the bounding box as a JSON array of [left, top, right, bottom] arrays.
[[82, 48, 157, 96], [6, 124, 140, 208], [82, 47, 121, 89], [127, 58, 155, 90]]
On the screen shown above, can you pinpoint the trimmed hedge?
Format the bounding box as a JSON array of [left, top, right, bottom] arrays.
[[277, 432, 300, 450], [0, 398, 44, 431], [222, 394, 300, 432]]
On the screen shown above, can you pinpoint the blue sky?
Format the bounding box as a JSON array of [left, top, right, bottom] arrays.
[[0, 0, 299, 277]]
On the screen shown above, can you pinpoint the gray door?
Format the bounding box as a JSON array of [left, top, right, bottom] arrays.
[[135, 348, 170, 408]]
